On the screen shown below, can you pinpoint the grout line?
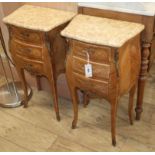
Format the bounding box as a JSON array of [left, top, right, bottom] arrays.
[[0, 109, 59, 135], [46, 135, 96, 152], [0, 135, 34, 152], [45, 136, 59, 151]]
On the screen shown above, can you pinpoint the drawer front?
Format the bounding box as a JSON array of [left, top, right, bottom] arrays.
[[11, 26, 42, 44], [73, 56, 110, 80], [14, 41, 43, 60], [73, 72, 108, 96], [72, 40, 111, 63], [16, 55, 44, 75]]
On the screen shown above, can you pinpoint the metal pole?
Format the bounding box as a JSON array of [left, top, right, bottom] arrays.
[[0, 54, 11, 92], [0, 26, 32, 108], [0, 28, 19, 99]]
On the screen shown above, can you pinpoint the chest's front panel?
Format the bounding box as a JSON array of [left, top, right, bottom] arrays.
[[67, 37, 141, 99], [67, 40, 117, 99], [9, 26, 47, 75]]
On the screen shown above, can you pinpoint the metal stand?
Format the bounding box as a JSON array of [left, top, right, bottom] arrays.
[[0, 81, 32, 108], [0, 27, 32, 108]]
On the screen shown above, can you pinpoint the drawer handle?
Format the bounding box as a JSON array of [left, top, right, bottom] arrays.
[[82, 48, 94, 53], [21, 32, 30, 37], [25, 64, 39, 75], [26, 64, 33, 71]]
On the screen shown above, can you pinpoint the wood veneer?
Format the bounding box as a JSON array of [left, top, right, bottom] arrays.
[[78, 6, 155, 120], [65, 34, 141, 146], [7, 23, 68, 121]]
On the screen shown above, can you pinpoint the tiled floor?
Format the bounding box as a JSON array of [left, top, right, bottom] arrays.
[[0, 63, 155, 151]]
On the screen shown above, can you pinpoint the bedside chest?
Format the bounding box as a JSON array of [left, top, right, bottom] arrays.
[[78, 4, 155, 120], [61, 14, 144, 145], [3, 5, 75, 121]]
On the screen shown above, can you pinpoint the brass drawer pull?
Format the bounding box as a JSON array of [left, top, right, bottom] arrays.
[[82, 48, 94, 53], [26, 64, 33, 71], [21, 32, 30, 38], [25, 64, 40, 75]]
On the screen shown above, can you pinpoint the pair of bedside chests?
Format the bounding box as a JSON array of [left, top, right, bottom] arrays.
[[3, 5, 144, 146]]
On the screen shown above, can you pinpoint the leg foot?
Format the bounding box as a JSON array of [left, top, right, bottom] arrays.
[[130, 121, 133, 125], [56, 112, 60, 121], [112, 139, 116, 146], [72, 120, 77, 129], [135, 107, 143, 120], [23, 103, 28, 108]]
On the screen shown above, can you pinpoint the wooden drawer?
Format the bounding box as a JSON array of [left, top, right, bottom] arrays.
[[72, 40, 111, 63], [73, 72, 108, 96], [16, 55, 44, 74], [72, 56, 110, 80], [10, 26, 42, 44], [13, 41, 43, 60]]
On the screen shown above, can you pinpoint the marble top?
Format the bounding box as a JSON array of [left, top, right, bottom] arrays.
[[3, 5, 76, 32], [61, 14, 144, 48], [78, 2, 155, 16]]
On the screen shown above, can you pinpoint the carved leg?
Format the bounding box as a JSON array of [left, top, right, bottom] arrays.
[[71, 87, 79, 129], [111, 96, 118, 146], [83, 91, 90, 108], [36, 76, 42, 91], [65, 55, 78, 128], [48, 72, 60, 121], [135, 42, 150, 120], [16, 67, 28, 108], [129, 84, 136, 125]]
